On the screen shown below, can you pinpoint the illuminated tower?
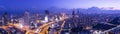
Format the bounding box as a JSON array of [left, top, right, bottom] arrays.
[[10, 14, 16, 24], [2, 12, 8, 25], [24, 10, 30, 25], [44, 10, 49, 22]]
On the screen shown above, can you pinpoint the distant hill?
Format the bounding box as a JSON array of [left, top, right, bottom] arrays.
[[0, 7, 120, 15]]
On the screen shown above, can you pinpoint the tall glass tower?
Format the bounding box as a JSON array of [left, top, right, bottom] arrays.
[[2, 12, 8, 25], [24, 11, 30, 25]]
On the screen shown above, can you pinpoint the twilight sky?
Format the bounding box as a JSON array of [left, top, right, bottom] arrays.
[[0, 0, 120, 10]]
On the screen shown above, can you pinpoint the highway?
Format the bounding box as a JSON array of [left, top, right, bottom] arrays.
[[57, 21, 66, 34], [0, 16, 69, 34], [101, 25, 120, 34], [36, 16, 69, 34]]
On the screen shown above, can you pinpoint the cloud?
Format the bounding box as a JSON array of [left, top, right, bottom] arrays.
[[0, 5, 6, 10]]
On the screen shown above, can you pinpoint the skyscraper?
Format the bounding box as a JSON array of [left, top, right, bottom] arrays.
[[45, 10, 49, 16], [2, 12, 8, 25], [44, 10, 50, 22], [24, 10, 30, 25], [72, 11, 75, 17], [77, 10, 80, 15]]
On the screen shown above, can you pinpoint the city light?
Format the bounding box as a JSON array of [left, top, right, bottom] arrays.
[[93, 30, 102, 34], [19, 23, 23, 28], [35, 29, 41, 33], [0, 0, 120, 34], [45, 16, 49, 22]]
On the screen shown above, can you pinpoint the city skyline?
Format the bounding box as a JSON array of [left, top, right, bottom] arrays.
[[0, 0, 120, 34]]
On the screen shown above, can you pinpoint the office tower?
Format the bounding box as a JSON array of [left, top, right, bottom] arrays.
[[72, 11, 75, 17], [45, 10, 49, 16], [10, 14, 13, 23], [44, 10, 49, 22], [77, 10, 79, 15], [2, 12, 8, 25], [24, 10, 30, 25]]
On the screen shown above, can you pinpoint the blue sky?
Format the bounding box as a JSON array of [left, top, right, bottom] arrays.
[[0, 0, 120, 10]]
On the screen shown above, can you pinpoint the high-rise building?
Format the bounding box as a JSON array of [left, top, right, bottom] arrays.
[[45, 10, 49, 16], [24, 10, 30, 25], [10, 14, 17, 23], [2, 12, 8, 25], [72, 11, 75, 17], [44, 10, 49, 22], [77, 10, 79, 15]]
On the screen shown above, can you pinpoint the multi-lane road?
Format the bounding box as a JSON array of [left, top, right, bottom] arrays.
[[0, 16, 69, 34]]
